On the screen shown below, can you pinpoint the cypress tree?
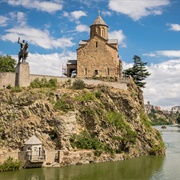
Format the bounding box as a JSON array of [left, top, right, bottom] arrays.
[[123, 55, 150, 88]]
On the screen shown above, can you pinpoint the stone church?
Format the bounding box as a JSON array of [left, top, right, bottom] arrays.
[[67, 13, 122, 78]]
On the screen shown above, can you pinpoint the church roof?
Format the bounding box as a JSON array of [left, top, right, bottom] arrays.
[[79, 40, 88, 45], [24, 135, 42, 145], [67, 60, 77, 65], [79, 39, 118, 46], [91, 15, 108, 27], [108, 39, 118, 44]]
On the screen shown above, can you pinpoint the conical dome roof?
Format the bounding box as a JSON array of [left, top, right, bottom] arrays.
[[24, 135, 42, 145], [91, 15, 108, 27]]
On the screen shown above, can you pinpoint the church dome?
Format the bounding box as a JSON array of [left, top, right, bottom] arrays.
[[90, 15, 108, 27], [90, 12, 109, 40]]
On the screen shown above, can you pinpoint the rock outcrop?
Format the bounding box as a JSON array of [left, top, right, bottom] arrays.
[[0, 80, 165, 164]]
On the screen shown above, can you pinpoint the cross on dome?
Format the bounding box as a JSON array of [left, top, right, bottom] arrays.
[[98, 10, 101, 16]]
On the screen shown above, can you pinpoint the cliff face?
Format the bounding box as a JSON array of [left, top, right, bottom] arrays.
[[0, 80, 165, 158]]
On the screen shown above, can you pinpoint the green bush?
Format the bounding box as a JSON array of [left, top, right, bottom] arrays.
[[10, 86, 22, 93], [30, 78, 58, 89], [140, 111, 151, 128], [106, 111, 125, 130], [70, 131, 115, 155], [0, 157, 21, 172], [70, 131, 103, 150], [72, 79, 85, 89], [95, 90, 102, 98], [54, 99, 74, 112], [75, 91, 95, 102]]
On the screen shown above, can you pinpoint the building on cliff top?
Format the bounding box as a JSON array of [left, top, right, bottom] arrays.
[[66, 12, 122, 78]]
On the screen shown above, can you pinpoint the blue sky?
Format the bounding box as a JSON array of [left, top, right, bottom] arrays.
[[0, 0, 180, 110]]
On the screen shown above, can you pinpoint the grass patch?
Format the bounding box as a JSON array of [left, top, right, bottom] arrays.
[[10, 86, 22, 93], [54, 99, 74, 112], [75, 91, 95, 102], [70, 131, 115, 155], [140, 110, 151, 128]]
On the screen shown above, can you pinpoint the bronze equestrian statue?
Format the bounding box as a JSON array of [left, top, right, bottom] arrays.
[[18, 37, 29, 63]]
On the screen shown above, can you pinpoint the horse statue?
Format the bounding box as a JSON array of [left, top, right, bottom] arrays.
[[18, 37, 29, 63]]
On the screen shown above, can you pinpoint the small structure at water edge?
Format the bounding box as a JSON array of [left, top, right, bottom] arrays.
[[24, 135, 46, 167]]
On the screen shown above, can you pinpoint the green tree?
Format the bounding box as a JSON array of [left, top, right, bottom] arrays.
[[0, 55, 17, 72], [123, 55, 150, 88]]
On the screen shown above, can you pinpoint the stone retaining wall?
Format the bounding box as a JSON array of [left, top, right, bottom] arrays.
[[0, 149, 130, 168]]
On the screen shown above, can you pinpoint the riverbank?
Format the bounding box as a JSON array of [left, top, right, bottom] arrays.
[[1, 125, 180, 180]]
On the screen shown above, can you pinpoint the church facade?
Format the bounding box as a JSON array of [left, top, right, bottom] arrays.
[[67, 13, 122, 78]]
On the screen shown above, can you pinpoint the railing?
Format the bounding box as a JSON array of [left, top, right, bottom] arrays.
[[27, 151, 46, 162]]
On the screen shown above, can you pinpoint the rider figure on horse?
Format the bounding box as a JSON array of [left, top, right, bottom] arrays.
[[18, 37, 29, 63]]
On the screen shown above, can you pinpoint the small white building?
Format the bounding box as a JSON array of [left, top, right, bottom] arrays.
[[24, 135, 45, 162]]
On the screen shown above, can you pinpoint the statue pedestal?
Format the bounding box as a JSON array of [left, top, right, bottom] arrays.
[[15, 62, 30, 87]]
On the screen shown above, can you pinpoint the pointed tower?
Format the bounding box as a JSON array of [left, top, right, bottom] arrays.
[[72, 11, 122, 79], [90, 10, 108, 40]]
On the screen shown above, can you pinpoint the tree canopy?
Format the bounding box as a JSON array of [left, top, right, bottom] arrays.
[[0, 55, 17, 73], [123, 55, 150, 88]]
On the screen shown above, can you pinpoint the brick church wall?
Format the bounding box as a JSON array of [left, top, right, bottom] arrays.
[[77, 36, 120, 78]]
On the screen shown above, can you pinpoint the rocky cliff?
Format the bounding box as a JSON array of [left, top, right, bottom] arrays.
[[0, 79, 165, 160]]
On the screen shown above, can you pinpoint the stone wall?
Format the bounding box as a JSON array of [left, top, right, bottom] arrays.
[[0, 151, 19, 164], [77, 36, 120, 78], [0, 61, 128, 90], [0, 72, 15, 88], [45, 150, 59, 164], [0, 73, 128, 91], [0, 148, 131, 168]]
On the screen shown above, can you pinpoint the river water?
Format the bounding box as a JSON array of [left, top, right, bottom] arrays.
[[0, 125, 180, 180]]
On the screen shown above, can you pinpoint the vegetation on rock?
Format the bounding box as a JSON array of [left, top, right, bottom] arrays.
[[30, 77, 58, 89], [0, 157, 21, 172], [72, 79, 85, 89], [0, 79, 165, 161]]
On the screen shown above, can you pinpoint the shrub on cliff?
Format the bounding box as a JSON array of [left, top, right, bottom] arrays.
[[30, 78, 58, 89], [54, 99, 74, 112], [72, 79, 85, 89], [70, 131, 103, 150], [0, 157, 21, 172]]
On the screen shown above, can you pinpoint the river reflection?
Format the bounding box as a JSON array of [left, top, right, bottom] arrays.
[[0, 125, 180, 180], [0, 155, 165, 180]]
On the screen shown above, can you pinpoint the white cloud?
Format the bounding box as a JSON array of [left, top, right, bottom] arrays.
[[101, 11, 112, 16], [76, 24, 89, 33], [108, 0, 170, 21], [7, 0, 62, 13], [29, 52, 76, 76], [143, 52, 157, 57], [167, 23, 180, 31], [70, 11, 87, 20], [156, 50, 180, 58], [109, 30, 126, 47], [1, 27, 75, 49], [143, 59, 180, 109], [9, 12, 27, 26], [63, 10, 87, 24], [0, 16, 9, 26], [123, 57, 180, 110], [12, 51, 77, 76]]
